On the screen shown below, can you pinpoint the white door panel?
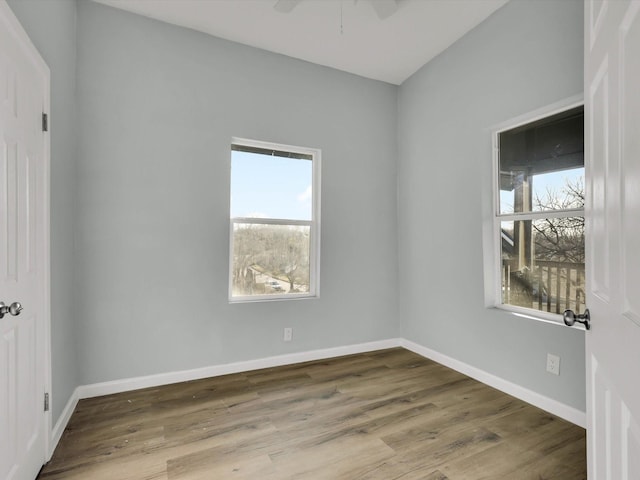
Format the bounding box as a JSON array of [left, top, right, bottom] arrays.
[[0, 2, 50, 479], [620, 2, 640, 327], [585, 0, 640, 478]]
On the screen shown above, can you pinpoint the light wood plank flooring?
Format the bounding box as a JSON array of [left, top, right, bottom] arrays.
[[38, 348, 586, 479]]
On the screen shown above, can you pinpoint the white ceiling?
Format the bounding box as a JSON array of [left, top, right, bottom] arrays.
[[91, 0, 509, 85]]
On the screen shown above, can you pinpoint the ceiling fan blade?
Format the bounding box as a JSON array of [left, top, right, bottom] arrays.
[[274, 0, 302, 13], [369, 0, 398, 20]]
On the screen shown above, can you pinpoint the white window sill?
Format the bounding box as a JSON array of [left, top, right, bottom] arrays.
[[492, 304, 587, 330], [229, 293, 318, 304]]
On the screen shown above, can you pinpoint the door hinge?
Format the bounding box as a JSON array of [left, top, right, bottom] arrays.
[[44, 392, 50, 412], [42, 113, 48, 132]]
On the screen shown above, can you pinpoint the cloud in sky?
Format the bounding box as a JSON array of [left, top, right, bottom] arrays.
[[297, 185, 312, 203]]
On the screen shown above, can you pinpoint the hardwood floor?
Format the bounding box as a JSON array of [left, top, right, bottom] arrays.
[[38, 348, 587, 479]]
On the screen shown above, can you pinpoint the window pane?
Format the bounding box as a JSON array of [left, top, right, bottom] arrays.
[[500, 168, 584, 214], [498, 106, 584, 214], [501, 217, 585, 313], [232, 223, 310, 297], [231, 149, 313, 221]]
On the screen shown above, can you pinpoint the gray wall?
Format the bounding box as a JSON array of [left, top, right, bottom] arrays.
[[8, 0, 588, 423], [397, 0, 586, 410], [74, 1, 399, 384], [7, 0, 79, 425]]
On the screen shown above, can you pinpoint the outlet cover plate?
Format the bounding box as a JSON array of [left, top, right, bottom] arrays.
[[283, 327, 292, 342], [546, 353, 560, 375]]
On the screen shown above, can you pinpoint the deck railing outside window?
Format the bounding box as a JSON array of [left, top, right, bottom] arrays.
[[502, 259, 585, 314]]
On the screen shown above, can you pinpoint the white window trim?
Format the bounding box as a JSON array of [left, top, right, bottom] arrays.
[[228, 137, 321, 303], [483, 95, 584, 324]]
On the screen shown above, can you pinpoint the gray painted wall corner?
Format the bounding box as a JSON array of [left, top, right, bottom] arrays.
[[6, 0, 587, 427]]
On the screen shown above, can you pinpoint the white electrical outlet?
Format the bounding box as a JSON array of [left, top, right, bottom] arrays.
[[546, 353, 560, 375], [283, 327, 293, 342]]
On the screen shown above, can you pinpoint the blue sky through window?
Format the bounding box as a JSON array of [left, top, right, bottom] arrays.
[[499, 167, 584, 214], [231, 150, 313, 221]]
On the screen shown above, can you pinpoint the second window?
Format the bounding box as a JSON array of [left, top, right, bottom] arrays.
[[496, 105, 585, 317]]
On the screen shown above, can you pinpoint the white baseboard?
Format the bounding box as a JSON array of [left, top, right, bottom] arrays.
[[400, 339, 587, 428], [77, 338, 402, 400], [48, 336, 585, 458], [49, 386, 80, 459]]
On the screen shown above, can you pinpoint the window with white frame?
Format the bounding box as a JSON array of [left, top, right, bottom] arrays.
[[229, 139, 320, 302], [494, 105, 584, 317]]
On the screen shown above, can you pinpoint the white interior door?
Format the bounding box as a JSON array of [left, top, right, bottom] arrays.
[[0, 2, 50, 479], [585, 0, 640, 478]]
